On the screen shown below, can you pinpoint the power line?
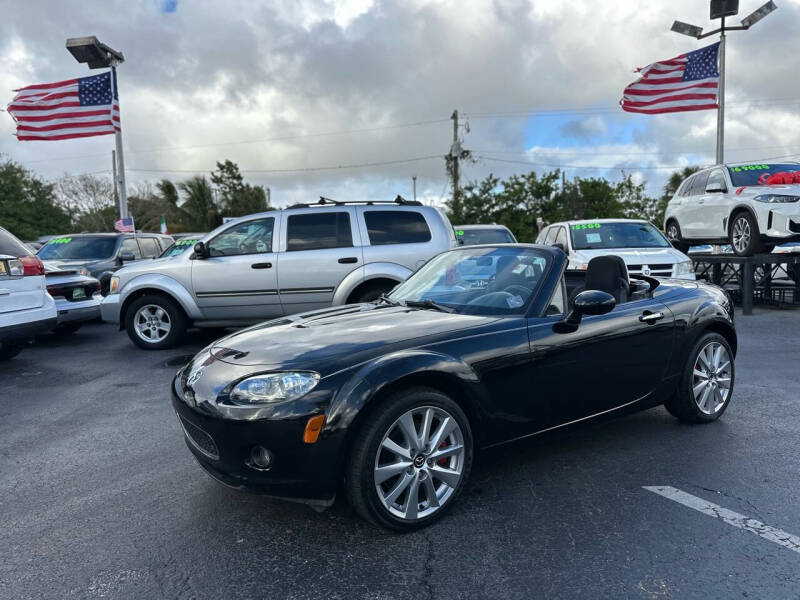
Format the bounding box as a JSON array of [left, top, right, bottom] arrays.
[[473, 143, 800, 158], [126, 154, 443, 175]]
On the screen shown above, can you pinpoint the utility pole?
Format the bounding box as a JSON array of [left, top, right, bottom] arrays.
[[266, 186, 271, 208], [412, 176, 417, 203], [450, 110, 460, 206], [716, 19, 726, 165]]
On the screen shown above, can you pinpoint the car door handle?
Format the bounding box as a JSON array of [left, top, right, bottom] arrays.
[[251, 262, 272, 269], [639, 311, 664, 324], [338, 257, 358, 264]]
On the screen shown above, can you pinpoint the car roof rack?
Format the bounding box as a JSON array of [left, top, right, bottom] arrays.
[[288, 195, 422, 209]]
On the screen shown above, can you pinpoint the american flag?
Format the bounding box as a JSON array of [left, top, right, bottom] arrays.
[[6, 71, 120, 141], [621, 42, 720, 114], [115, 217, 134, 233]]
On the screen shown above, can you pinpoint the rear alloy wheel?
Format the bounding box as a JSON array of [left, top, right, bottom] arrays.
[[346, 387, 473, 531], [665, 332, 734, 423], [729, 211, 764, 256], [125, 294, 187, 350], [666, 221, 690, 254], [0, 342, 23, 361]]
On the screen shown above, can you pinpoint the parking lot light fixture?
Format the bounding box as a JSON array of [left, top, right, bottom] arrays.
[[65, 36, 128, 220], [671, 20, 704, 38], [741, 1, 777, 28]]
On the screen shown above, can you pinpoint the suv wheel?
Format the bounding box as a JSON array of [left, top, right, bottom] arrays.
[[351, 281, 396, 303], [0, 342, 23, 361], [125, 294, 187, 350], [346, 387, 473, 531], [665, 221, 690, 254], [729, 211, 764, 256]]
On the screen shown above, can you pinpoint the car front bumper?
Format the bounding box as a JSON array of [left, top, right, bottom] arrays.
[[100, 293, 121, 325], [170, 376, 344, 506], [55, 294, 102, 324]]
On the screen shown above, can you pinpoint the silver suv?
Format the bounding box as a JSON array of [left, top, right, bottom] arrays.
[[101, 198, 457, 349]]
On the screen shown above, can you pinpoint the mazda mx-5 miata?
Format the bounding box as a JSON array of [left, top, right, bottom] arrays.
[[172, 244, 736, 531]]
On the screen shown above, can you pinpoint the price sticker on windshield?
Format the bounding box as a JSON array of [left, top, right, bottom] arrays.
[[49, 237, 72, 244], [731, 165, 769, 172], [572, 223, 601, 230]]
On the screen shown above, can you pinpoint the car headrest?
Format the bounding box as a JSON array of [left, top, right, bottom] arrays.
[[585, 255, 629, 303]]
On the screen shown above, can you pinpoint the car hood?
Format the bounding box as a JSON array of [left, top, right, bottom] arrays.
[[208, 303, 500, 375], [573, 247, 688, 265], [43, 259, 101, 270]]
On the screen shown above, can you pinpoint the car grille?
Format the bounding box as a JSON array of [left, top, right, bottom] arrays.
[[627, 263, 674, 276], [177, 414, 219, 460]]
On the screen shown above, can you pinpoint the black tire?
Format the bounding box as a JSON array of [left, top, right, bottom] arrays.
[[664, 332, 735, 423], [346, 386, 473, 531], [0, 342, 23, 361], [665, 220, 690, 254], [351, 281, 397, 303], [53, 322, 82, 335], [729, 211, 764, 256], [124, 294, 187, 350]]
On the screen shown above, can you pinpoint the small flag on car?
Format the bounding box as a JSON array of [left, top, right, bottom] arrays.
[[160, 216, 169, 235], [115, 217, 134, 233]]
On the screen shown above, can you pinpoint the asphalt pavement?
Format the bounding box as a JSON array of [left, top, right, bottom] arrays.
[[1, 310, 799, 599]]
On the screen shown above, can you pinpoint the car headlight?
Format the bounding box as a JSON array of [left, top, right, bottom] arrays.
[[674, 260, 694, 276], [229, 372, 320, 405], [109, 276, 120, 293], [754, 194, 800, 203]]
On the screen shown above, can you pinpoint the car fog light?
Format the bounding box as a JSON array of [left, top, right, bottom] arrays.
[[249, 446, 273, 470]]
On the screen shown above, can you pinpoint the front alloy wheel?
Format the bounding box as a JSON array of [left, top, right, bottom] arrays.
[[729, 212, 764, 256], [125, 294, 187, 350], [346, 387, 473, 531]]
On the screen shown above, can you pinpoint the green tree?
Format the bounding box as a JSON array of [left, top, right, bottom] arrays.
[[210, 159, 271, 217], [178, 176, 222, 231], [0, 158, 70, 240]]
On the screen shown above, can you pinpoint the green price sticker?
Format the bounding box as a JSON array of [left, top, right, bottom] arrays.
[[176, 239, 198, 246], [571, 223, 601, 231], [48, 237, 72, 244], [731, 164, 769, 172], [456, 230, 464, 236]]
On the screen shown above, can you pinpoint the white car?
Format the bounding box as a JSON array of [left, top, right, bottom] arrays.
[[536, 219, 695, 280], [664, 162, 800, 256], [0, 226, 57, 360]]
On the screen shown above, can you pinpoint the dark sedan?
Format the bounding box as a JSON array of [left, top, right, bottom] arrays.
[[172, 244, 736, 531]]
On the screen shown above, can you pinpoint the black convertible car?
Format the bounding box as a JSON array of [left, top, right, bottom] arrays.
[[172, 244, 736, 531]]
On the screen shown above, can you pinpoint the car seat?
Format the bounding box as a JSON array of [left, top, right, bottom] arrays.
[[584, 256, 629, 304]]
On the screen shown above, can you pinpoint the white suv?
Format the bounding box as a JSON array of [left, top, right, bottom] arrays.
[[536, 219, 695, 280], [0, 226, 57, 360], [664, 162, 800, 256], [101, 198, 457, 349]]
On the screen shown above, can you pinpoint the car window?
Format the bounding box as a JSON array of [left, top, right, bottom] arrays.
[[689, 171, 710, 195], [209, 218, 274, 257], [705, 169, 727, 193], [0, 227, 32, 257], [365, 211, 431, 245], [545, 278, 567, 316], [160, 238, 199, 258], [544, 227, 557, 245], [680, 175, 695, 197], [286, 212, 352, 252], [138, 237, 160, 258], [554, 227, 567, 248], [120, 238, 142, 259], [389, 246, 551, 316], [535, 228, 548, 244], [456, 227, 515, 245]]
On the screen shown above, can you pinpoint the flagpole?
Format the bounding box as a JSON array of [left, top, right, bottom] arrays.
[[716, 18, 726, 165], [109, 65, 128, 220]]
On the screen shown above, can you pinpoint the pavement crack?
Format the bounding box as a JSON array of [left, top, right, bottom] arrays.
[[687, 483, 766, 521], [421, 529, 435, 600]]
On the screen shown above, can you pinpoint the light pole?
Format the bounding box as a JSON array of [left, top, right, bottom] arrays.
[[671, 1, 777, 165], [65, 36, 129, 219]]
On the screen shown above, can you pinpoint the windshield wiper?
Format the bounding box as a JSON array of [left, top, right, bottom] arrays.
[[403, 299, 456, 313], [375, 293, 402, 306]]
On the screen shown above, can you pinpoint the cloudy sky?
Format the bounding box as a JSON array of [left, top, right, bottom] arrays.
[[2, 0, 799, 207]]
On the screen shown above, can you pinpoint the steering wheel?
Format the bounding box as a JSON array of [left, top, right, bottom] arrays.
[[503, 284, 532, 297]]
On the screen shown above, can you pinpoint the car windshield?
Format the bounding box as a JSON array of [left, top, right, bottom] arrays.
[[38, 236, 117, 260], [456, 227, 515, 245], [160, 238, 199, 258], [388, 246, 550, 316], [570, 222, 669, 250], [727, 164, 800, 186]]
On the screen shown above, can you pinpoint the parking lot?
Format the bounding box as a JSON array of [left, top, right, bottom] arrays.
[[1, 310, 799, 600]]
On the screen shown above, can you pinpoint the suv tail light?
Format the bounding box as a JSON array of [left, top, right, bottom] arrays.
[[19, 255, 45, 276]]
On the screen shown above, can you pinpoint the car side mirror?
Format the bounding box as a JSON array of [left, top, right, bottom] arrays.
[[553, 290, 615, 333], [193, 241, 208, 259], [705, 184, 726, 194], [552, 242, 565, 252], [118, 250, 136, 263]]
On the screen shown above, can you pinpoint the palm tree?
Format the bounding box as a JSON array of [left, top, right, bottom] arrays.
[[178, 176, 221, 231]]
